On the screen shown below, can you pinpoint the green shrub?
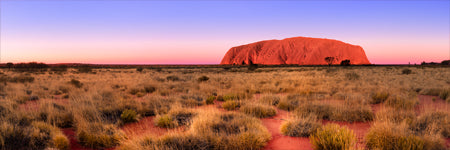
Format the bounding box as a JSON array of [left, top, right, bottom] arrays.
[[154, 115, 177, 128], [136, 67, 144, 72], [240, 104, 277, 118], [222, 100, 240, 111], [371, 91, 390, 104], [310, 124, 356, 150], [120, 109, 138, 124], [76, 122, 124, 148], [222, 94, 240, 101], [206, 96, 215, 105], [280, 116, 320, 137]]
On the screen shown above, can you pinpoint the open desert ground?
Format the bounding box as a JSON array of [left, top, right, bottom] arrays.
[[0, 65, 449, 150]]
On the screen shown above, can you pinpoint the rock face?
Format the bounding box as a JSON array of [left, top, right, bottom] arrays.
[[220, 37, 371, 65]]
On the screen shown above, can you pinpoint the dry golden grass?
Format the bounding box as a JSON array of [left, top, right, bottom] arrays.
[[0, 66, 448, 149]]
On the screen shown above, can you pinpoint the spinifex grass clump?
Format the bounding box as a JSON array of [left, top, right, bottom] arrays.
[[259, 94, 281, 106], [370, 91, 390, 104], [120, 109, 139, 124], [222, 100, 240, 110], [310, 124, 356, 150], [154, 108, 197, 128], [76, 122, 125, 149], [121, 110, 271, 150], [240, 103, 277, 118], [410, 111, 450, 138], [0, 121, 70, 150], [280, 115, 321, 137], [365, 121, 446, 150]]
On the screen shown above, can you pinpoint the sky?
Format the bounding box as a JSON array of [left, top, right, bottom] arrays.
[[1, 0, 449, 64]]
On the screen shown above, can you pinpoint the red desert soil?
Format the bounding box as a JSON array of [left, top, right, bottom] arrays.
[[62, 128, 96, 150], [262, 109, 313, 150], [220, 36, 371, 65]]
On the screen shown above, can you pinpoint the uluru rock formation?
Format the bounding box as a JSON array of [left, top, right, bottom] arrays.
[[220, 37, 371, 65]]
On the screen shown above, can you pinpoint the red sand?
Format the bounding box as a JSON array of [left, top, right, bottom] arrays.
[[416, 95, 449, 114], [262, 110, 313, 150]]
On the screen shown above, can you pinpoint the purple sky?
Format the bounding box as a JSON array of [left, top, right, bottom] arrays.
[[1, 1, 449, 64]]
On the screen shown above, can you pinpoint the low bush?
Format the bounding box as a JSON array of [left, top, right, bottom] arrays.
[[277, 97, 300, 111], [222, 100, 240, 111], [310, 123, 356, 150], [154, 115, 177, 128], [0, 121, 70, 150], [295, 103, 333, 120], [76, 122, 125, 148], [53, 134, 70, 150], [206, 96, 215, 105], [166, 75, 180, 81], [70, 79, 83, 88], [120, 109, 138, 124], [410, 111, 450, 138], [280, 116, 320, 137], [385, 95, 418, 110], [345, 72, 360, 80], [370, 91, 390, 104], [366, 122, 446, 150], [375, 108, 415, 124], [240, 104, 277, 118], [197, 76, 209, 82], [402, 68, 412, 75], [331, 106, 374, 122], [259, 94, 280, 106]]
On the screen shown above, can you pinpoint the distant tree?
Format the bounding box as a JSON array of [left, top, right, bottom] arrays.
[[324, 57, 335, 66], [340, 60, 351, 66], [441, 60, 450, 65], [6, 62, 13, 70]]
